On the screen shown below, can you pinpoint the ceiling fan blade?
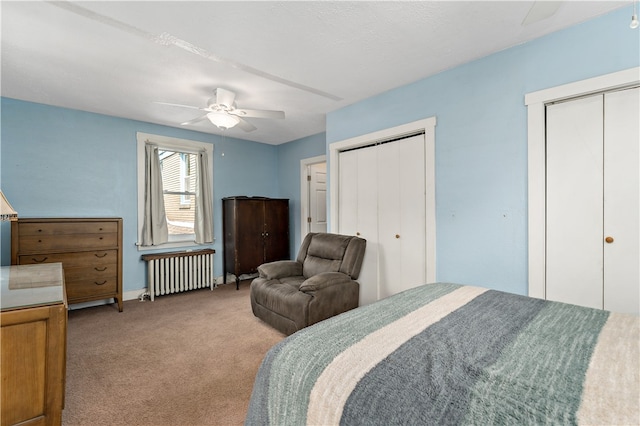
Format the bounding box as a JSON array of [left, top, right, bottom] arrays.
[[215, 88, 236, 109], [522, 1, 562, 26], [235, 117, 257, 132], [155, 101, 204, 111], [180, 114, 209, 126], [232, 109, 285, 119]]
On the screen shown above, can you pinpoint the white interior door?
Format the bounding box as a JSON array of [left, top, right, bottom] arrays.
[[546, 94, 604, 309], [308, 162, 327, 233], [603, 87, 639, 315]]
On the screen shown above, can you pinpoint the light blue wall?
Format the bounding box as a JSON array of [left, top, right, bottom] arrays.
[[326, 6, 639, 295], [1, 98, 280, 292], [276, 133, 327, 255]]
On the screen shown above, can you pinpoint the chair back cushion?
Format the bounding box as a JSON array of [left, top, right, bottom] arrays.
[[297, 233, 366, 279]]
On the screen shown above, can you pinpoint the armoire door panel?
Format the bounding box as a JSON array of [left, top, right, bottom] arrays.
[[603, 87, 639, 315], [235, 199, 265, 271], [545, 94, 604, 309], [264, 199, 290, 264]]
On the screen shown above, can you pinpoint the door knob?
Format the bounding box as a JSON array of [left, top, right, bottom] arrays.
[[395, 234, 400, 239], [605, 236, 614, 243]]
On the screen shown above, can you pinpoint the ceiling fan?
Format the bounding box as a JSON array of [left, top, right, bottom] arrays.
[[157, 88, 285, 132]]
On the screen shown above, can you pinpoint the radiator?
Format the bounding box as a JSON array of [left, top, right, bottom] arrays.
[[141, 249, 216, 301]]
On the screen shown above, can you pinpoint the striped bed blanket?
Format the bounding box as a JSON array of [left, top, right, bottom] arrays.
[[245, 283, 639, 425]]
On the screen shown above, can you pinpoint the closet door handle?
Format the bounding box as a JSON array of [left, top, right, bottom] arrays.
[[605, 236, 614, 243]]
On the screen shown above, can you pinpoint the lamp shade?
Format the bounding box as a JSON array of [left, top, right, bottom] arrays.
[[0, 191, 18, 221], [206, 112, 240, 130]]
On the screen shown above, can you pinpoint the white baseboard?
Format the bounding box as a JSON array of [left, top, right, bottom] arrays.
[[68, 275, 235, 310], [124, 288, 147, 301]]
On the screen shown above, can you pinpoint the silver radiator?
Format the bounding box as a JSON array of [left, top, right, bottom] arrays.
[[142, 249, 215, 301]]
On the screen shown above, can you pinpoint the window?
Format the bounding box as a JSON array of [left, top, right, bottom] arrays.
[[160, 150, 197, 235], [179, 153, 193, 207], [136, 132, 214, 250]]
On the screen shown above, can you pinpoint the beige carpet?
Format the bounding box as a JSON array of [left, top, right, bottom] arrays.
[[62, 281, 285, 426]]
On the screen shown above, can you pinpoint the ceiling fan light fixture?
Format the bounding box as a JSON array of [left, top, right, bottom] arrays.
[[206, 112, 240, 130]]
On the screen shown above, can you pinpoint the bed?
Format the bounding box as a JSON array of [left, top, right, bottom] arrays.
[[246, 283, 639, 425]]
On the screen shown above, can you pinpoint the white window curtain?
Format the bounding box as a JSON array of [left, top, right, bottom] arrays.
[[141, 144, 169, 246], [194, 150, 214, 243]]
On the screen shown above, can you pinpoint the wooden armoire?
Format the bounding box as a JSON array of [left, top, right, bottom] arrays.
[[222, 196, 290, 289]]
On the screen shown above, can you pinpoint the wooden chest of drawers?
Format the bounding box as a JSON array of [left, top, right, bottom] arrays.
[[11, 218, 123, 312]]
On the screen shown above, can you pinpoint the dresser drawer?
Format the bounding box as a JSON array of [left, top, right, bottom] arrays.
[[64, 264, 118, 282], [66, 278, 117, 300], [18, 233, 117, 252], [18, 250, 118, 268], [17, 221, 118, 236]]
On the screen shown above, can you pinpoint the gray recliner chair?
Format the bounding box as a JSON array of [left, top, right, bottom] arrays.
[[250, 232, 366, 336]]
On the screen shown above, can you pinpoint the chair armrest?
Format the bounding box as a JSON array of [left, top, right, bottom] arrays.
[[299, 272, 354, 292], [257, 261, 302, 280]]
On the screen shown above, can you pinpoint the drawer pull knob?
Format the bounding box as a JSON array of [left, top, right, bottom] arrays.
[[95, 253, 108, 258], [95, 267, 107, 272], [94, 280, 107, 286], [32, 257, 48, 263], [38, 239, 42, 243]]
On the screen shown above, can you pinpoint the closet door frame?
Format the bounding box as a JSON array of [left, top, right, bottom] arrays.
[[525, 67, 639, 299], [329, 117, 437, 285]]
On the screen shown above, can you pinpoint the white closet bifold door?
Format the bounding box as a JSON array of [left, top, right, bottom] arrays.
[[545, 94, 604, 310], [337, 134, 426, 305], [377, 134, 426, 298], [603, 87, 639, 314], [545, 87, 639, 315], [339, 145, 379, 306]]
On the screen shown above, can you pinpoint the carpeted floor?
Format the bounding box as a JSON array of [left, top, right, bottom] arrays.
[[62, 280, 285, 426]]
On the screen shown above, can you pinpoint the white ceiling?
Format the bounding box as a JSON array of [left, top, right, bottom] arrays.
[[1, 1, 630, 145]]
